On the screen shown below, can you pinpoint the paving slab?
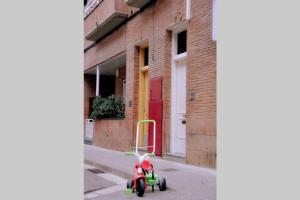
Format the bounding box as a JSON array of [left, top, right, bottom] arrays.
[[84, 170, 116, 194], [84, 144, 216, 200]]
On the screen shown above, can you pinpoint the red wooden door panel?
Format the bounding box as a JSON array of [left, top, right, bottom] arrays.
[[149, 101, 163, 120], [148, 77, 163, 156], [150, 77, 162, 101], [148, 119, 162, 155]]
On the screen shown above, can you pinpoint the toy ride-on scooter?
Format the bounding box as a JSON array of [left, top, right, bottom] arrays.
[[125, 119, 166, 197]]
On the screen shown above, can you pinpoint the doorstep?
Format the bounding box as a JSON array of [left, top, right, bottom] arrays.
[[130, 147, 187, 164], [84, 138, 93, 145], [163, 152, 186, 164]]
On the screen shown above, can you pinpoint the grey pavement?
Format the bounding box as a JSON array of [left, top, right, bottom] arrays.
[[84, 144, 216, 200], [84, 169, 116, 193]]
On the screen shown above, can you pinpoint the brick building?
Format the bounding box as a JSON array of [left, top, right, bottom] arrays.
[[84, 0, 216, 168]]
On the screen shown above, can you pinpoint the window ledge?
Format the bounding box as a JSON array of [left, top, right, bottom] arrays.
[[174, 52, 187, 61]]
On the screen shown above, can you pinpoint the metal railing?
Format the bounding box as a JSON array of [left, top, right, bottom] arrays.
[[84, 0, 103, 17]]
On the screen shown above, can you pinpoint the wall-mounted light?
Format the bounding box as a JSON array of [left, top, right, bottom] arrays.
[[189, 91, 195, 101]]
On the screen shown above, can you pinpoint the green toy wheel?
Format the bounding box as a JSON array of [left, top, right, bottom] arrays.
[[127, 180, 133, 189]]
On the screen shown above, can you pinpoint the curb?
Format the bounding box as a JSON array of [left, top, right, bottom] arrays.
[[84, 159, 133, 180]]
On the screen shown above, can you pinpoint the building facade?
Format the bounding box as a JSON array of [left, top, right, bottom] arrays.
[[84, 0, 216, 168]]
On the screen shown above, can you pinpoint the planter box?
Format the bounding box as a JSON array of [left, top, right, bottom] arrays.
[[93, 119, 133, 152]]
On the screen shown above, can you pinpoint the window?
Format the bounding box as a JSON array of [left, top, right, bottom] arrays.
[[177, 30, 187, 54], [143, 47, 149, 66]]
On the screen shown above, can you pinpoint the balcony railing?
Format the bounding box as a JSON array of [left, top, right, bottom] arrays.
[[84, 0, 103, 18]]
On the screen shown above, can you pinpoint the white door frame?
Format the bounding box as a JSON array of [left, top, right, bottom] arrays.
[[170, 25, 187, 155]]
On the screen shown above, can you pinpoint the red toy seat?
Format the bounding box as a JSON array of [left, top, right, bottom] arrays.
[[141, 160, 153, 171]]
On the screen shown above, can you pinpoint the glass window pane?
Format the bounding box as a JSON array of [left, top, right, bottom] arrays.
[[177, 30, 187, 54], [144, 47, 149, 66]]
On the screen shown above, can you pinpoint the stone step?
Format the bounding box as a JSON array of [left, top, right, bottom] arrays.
[[130, 147, 187, 164], [163, 152, 186, 164]]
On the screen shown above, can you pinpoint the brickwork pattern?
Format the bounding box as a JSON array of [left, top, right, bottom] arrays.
[[93, 119, 132, 152], [186, 0, 216, 168], [115, 66, 126, 97], [84, 25, 127, 70], [84, 0, 216, 168]]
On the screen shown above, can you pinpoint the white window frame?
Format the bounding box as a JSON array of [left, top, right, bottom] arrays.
[[212, 0, 217, 41], [174, 29, 188, 60]]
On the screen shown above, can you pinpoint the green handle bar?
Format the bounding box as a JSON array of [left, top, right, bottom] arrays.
[[125, 151, 135, 155], [124, 151, 155, 156], [137, 119, 156, 124]]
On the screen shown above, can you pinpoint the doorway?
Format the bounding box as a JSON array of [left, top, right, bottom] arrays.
[[138, 45, 149, 147], [171, 59, 186, 154], [171, 29, 187, 155]]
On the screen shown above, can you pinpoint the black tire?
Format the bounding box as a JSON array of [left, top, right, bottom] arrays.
[[136, 179, 145, 197], [152, 171, 155, 192], [127, 180, 133, 189], [158, 178, 166, 191]]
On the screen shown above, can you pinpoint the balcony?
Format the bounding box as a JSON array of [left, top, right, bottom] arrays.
[[125, 0, 153, 8], [84, 0, 128, 41]]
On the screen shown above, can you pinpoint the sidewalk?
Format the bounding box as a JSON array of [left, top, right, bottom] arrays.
[[84, 144, 216, 200]]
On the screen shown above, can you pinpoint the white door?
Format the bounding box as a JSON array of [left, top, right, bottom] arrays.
[[171, 60, 186, 155]]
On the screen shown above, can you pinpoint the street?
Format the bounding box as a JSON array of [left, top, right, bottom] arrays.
[[84, 164, 179, 200], [84, 145, 216, 200]]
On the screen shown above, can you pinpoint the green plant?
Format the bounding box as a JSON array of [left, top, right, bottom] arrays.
[[90, 95, 125, 119]]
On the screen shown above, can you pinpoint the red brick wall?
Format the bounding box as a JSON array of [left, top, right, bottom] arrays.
[[115, 66, 126, 97], [186, 0, 216, 168], [125, 0, 179, 148], [93, 119, 132, 152], [84, 25, 127, 70], [84, 0, 216, 168], [84, 38, 94, 50]]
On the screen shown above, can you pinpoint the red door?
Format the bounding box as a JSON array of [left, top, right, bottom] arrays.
[[148, 77, 163, 156]]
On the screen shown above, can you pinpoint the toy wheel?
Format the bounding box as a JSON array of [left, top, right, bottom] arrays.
[[127, 180, 133, 189], [136, 179, 145, 197], [158, 178, 166, 191]]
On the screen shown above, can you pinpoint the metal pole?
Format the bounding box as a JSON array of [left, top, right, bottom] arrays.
[[136, 123, 139, 153], [96, 66, 100, 96]]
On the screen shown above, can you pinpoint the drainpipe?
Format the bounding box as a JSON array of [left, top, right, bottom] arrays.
[[186, 0, 191, 20]]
